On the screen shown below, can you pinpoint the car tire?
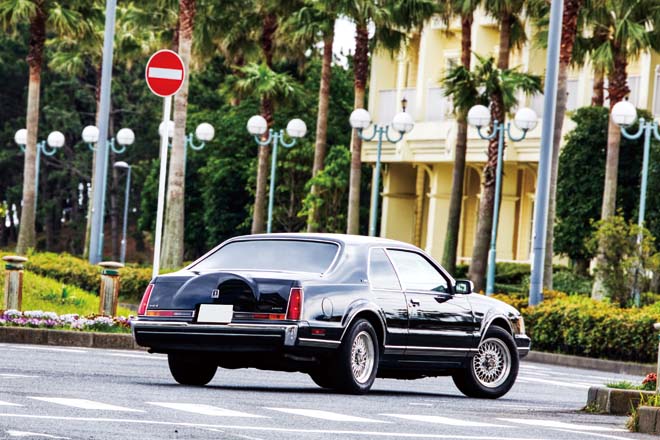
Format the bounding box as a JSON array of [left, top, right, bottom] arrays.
[[330, 319, 379, 395], [168, 352, 217, 386], [452, 326, 519, 399]]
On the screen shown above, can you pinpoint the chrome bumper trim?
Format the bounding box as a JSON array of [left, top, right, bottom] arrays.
[[131, 320, 299, 347], [298, 338, 341, 348]]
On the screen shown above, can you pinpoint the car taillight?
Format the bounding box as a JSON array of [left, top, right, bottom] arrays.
[[286, 287, 303, 320], [138, 284, 154, 316]]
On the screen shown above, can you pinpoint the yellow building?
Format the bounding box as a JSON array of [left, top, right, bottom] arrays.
[[364, 11, 660, 264]]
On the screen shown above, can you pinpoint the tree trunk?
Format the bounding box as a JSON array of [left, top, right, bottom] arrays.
[[17, 3, 46, 255], [592, 45, 628, 300], [346, 24, 369, 235], [442, 13, 473, 274], [592, 68, 604, 106], [251, 11, 278, 234], [543, 0, 582, 290], [469, 14, 511, 291], [252, 97, 274, 234], [161, 0, 196, 269], [307, 27, 335, 233]]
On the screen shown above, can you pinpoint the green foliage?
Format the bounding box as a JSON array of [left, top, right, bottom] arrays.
[[556, 106, 658, 264], [0, 269, 133, 316], [606, 381, 641, 390], [300, 145, 351, 232], [551, 269, 593, 295], [587, 215, 660, 306], [1, 251, 151, 302], [516, 293, 660, 363]]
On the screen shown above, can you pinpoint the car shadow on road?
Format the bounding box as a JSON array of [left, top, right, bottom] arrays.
[[134, 381, 467, 398]]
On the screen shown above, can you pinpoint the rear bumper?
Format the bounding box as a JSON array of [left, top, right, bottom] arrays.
[[132, 320, 300, 353]]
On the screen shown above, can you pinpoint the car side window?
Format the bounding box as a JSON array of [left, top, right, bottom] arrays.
[[387, 249, 449, 292], [369, 248, 401, 290]]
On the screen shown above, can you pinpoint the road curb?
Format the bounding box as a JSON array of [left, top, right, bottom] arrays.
[[526, 351, 655, 376], [0, 326, 142, 350]]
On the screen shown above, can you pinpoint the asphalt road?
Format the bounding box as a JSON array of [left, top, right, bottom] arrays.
[[0, 342, 654, 440]]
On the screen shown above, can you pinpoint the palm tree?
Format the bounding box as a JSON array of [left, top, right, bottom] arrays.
[[229, 62, 303, 231], [290, 1, 338, 232], [467, 55, 542, 292], [0, 0, 82, 254], [161, 0, 197, 269], [590, 0, 660, 299], [343, 0, 436, 235], [438, 0, 482, 275], [468, 0, 526, 290]]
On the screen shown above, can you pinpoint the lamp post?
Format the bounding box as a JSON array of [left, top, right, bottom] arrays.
[[14, 129, 65, 210], [113, 161, 131, 264], [611, 100, 659, 307], [82, 125, 135, 262], [158, 121, 215, 175], [349, 102, 415, 237], [467, 105, 538, 296], [246, 116, 307, 233]]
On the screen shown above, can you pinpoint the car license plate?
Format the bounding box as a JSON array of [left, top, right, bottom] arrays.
[[197, 304, 233, 324]]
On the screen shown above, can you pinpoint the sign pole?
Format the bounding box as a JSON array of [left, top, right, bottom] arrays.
[[152, 95, 172, 280]]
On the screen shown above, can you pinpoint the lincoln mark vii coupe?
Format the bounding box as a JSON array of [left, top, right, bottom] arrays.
[[132, 234, 530, 398]]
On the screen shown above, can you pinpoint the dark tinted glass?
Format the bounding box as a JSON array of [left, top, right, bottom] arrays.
[[388, 249, 448, 292], [369, 248, 401, 290], [192, 240, 338, 273]]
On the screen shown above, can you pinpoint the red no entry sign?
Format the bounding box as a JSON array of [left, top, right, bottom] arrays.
[[145, 50, 185, 98]]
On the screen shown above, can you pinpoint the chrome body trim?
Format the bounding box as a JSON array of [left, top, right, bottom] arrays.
[[479, 314, 514, 343], [298, 338, 341, 348]]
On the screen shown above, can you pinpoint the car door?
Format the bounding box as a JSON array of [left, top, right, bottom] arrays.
[[368, 248, 408, 354], [386, 248, 476, 361]]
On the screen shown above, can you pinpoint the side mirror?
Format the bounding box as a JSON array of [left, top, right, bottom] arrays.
[[455, 279, 474, 294]]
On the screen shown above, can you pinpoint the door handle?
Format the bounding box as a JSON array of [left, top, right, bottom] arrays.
[[434, 295, 450, 304], [409, 299, 420, 307]]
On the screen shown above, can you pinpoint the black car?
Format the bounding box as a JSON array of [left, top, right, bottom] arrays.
[[132, 233, 530, 398]]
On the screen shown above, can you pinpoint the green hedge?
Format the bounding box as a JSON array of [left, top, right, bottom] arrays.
[[494, 292, 660, 363], [1, 251, 152, 302]]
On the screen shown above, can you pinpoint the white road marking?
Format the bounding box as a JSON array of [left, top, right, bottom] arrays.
[[499, 418, 626, 432], [6, 431, 70, 439], [147, 402, 266, 418], [105, 353, 164, 360], [0, 373, 39, 378], [29, 397, 143, 412], [6, 346, 87, 354], [516, 376, 591, 389], [148, 67, 183, 80], [382, 414, 511, 428], [522, 370, 621, 382], [408, 403, 434, 407], [0, 413, 562, 439], [265, 407, 388, 423], [0, 401, 22, 407]]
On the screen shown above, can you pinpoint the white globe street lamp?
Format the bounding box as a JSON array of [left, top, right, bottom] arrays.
[[467, 104, 536, 296], [349, 98, 415, 237], [611, 100, 638, 127], [14, 128, 65, 211], [247, 115, 307, 233]]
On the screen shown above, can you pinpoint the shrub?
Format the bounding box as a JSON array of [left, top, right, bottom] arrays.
[[1, 251, 152, 302], [552, 270, 593, 295]]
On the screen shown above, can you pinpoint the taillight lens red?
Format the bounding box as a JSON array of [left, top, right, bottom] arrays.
[[286, 287, 303, 320], [138, 284, 154, 316]]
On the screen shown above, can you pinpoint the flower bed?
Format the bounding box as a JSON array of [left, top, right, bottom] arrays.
[[0, 310, 132, 333]]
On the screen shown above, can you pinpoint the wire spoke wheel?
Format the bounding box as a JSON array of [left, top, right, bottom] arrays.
[[350, 330, 375, 384], [472, 337, 511, 389]]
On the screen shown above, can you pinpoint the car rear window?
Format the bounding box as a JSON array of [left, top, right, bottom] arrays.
[[191, 239, 339, 273]]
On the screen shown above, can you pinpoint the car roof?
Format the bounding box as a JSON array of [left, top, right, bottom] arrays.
[[228, 233, 419, 250]]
